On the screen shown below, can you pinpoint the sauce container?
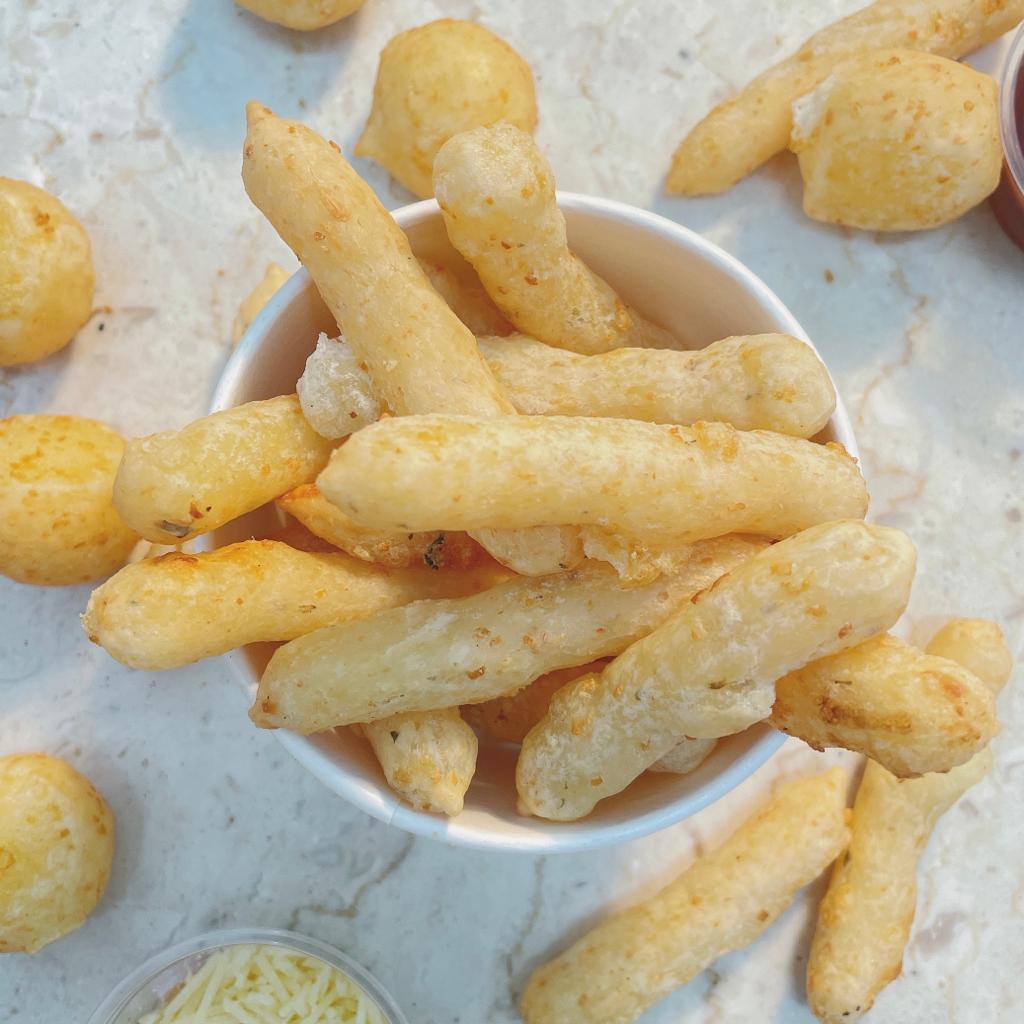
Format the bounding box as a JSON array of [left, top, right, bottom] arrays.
[[991, 24, 1024, 248]]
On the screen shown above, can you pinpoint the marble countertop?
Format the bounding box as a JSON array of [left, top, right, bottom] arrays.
[[2, 1, 1022, 1021]]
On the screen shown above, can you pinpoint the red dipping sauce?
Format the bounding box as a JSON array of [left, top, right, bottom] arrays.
[[991, 25, 1024, 249]]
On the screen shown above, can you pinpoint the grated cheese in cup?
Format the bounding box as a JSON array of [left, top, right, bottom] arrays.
[[137, 944, 388, 1024]]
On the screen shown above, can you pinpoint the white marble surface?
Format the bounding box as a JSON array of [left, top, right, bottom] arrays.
[[2, 1, 1023, 1021]]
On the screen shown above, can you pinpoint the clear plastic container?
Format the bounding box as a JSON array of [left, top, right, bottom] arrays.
[[991, 23, 1024, 249], [87, 928, 408, 1024]]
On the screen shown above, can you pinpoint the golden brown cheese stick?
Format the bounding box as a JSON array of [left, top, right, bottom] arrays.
[[461, 662, 610, 744], [770, 632, 999, 776], [434, 124, 675, 353], [293, 343, 754, 581], [277, 500, 488, 814], [251, 536, 768, 733], [667, 0, 1024, 195], [463, 663, 717, 776], [114, 395, 334, 544], [806, 618, 1012, 1023], [296, 332, 835, 439], [242, 102, 577, 576], [521, 768, 850, 1024], [416, 256, 513, 337], [319, 414, 867, 538], [361, 709, 478, 816], [277, 483, 483, 570], [82, 539, 502, 670], [242, 102, 512, 418], [479, 332, 836, 437], [925, 617, 1013, 689], [516, 520, 914, 821]]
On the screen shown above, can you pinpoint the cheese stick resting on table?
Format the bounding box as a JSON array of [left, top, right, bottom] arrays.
[[667, 0, 1024, 195], [521, 769, 850, 1024], [770, 631, 999, 777], [806, 618, 1012, 1023]]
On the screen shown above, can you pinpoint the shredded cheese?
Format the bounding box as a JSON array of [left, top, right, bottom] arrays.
[[138, 944, 389, 1024]]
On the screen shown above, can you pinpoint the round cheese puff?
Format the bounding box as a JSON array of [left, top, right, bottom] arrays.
[[0, 754, 115, 954], [355, 19, 538, 198], [0, 178, 95, 367], [234, 0, 365, 30], [790, 50, 1000, 231], [0, 415, 139, 585]]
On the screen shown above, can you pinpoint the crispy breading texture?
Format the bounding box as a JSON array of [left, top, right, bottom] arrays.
[[361, 709, 478, 816], [251, 536, 767, 733], [791, 50, 1000, 230], [434, 124, 675, 352], [0, 178, 94, 367], [479, 333, 836, 437], [521, 769, 850, 1024], [356, 19, 537, 199], [462, 663, 609, 744], [296, 335, 381, 439], [463, 664, 717, 777], [243, 103, 577, 576], [576, 527, 696, 587], [113, 395, 333, 544], [318, 414, 868, 538], [0, 754, 115, 954], [806, 618, 1011, 1023], [82, 539, 500, 670], [516, 521, 915, 821], [667, 0, 1024, 195], [277, 483, 483, 570], [770, 632, 999, 776], [0, 415, 138, 585]]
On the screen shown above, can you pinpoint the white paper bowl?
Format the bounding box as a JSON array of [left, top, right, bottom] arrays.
[[208, 193, 857, 853]]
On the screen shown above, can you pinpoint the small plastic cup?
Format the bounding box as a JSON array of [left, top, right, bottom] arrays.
[[86, 927, 408, 1024], [991, 23, 1024, 248]]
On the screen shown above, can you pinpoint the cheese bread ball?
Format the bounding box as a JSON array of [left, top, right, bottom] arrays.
[[0, 754, 115, 954], [790, 50, 1000, 231], [0, 415, 138, 585], [355, 19, 538, 198], [235, 0, 366, 31], [0, 178, 95, 367]]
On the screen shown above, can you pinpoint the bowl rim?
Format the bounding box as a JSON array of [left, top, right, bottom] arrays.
[[86, 927, 409, 1024], [209, 191, 856, 853]]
